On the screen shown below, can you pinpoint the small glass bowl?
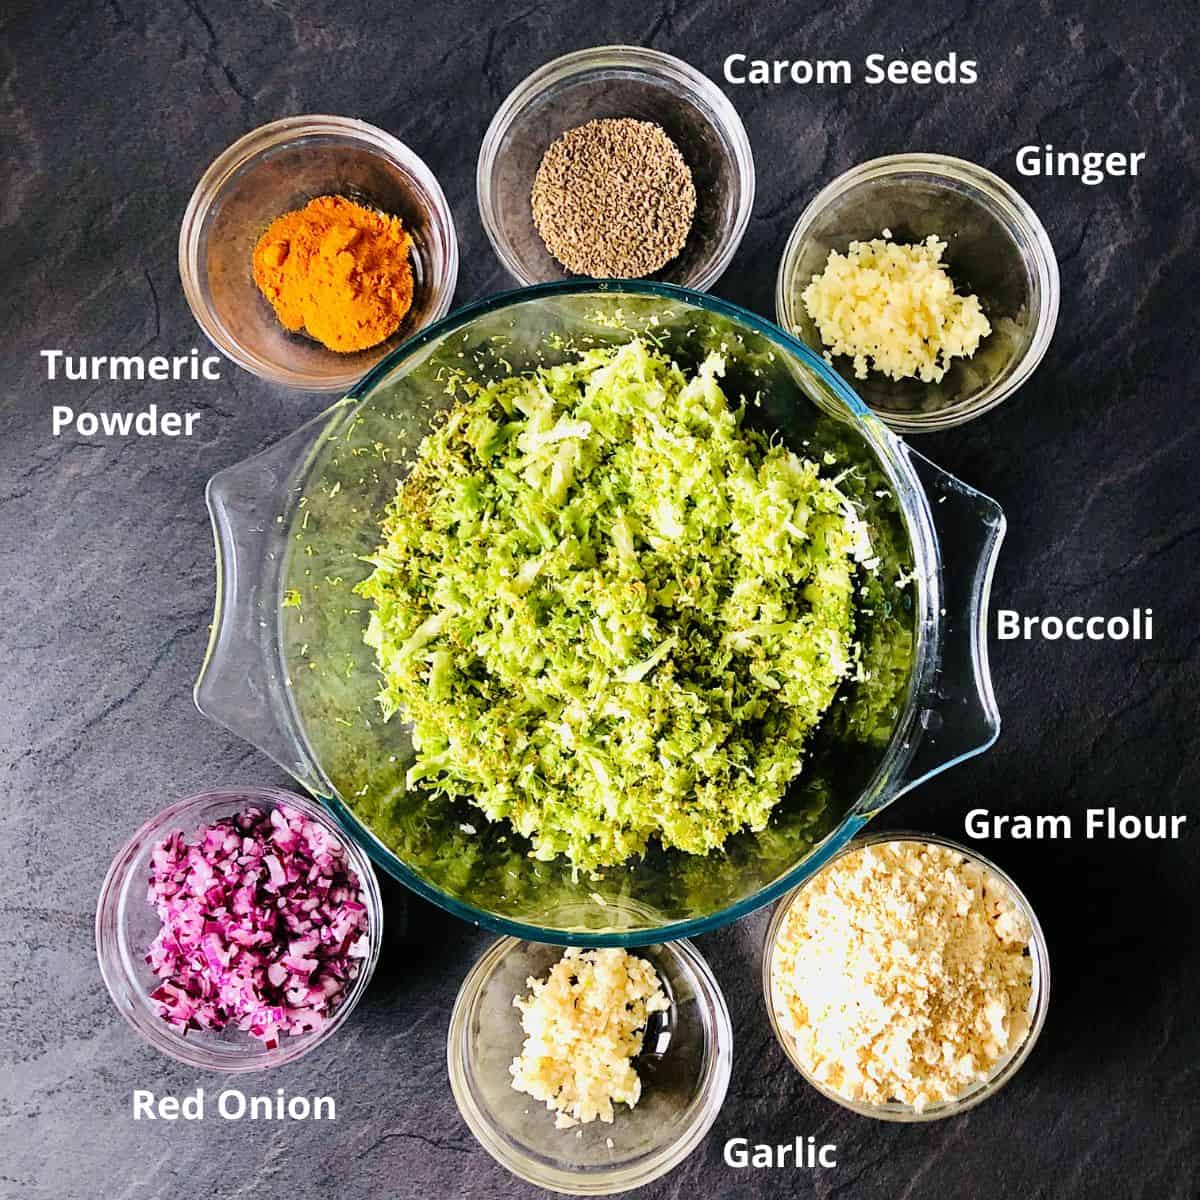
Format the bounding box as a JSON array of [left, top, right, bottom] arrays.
[[776, 154, 1059, 432], [96, 786, 383, 1072], [478, 46, 754, 290], [179, 115, 458, 392], [762, 831, 1049, 1122], [448, 937, 732, 1194]]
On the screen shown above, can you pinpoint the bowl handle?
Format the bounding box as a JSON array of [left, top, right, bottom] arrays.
[[894, 447, 1005, 798], [194, 406, 351, 794]]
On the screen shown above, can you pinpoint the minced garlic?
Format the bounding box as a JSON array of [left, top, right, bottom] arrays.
[[771, 840, 1033, 1112], [801, 233, 991, 382], [510, 948, 669, 1129]]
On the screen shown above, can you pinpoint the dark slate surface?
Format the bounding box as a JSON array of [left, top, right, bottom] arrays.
[[1, 1, 1197, 1197]]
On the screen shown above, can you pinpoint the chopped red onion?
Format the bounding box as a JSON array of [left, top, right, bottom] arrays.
[[145, 805, 369, 1044]]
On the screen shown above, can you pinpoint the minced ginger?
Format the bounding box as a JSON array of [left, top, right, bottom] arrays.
[[509, 948, 669, 1129], [771, 840, 1034, 1112], [801, 233, 991, 382]]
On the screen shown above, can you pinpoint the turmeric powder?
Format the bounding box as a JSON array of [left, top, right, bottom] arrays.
[[252, 195, 414, 353]]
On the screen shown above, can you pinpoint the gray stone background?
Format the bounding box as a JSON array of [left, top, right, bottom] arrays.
[[1, 1, 1197, 1197]]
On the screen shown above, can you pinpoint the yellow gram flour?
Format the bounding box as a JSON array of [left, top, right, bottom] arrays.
[[771, 840, 1034, 1112]]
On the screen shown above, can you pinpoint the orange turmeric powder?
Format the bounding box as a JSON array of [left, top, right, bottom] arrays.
[[252, 195, 414, 353]]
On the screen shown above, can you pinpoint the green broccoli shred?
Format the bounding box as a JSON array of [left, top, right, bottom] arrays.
[[355, 340, 873, 872]]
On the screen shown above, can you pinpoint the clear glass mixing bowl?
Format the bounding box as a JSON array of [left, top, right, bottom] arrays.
[[195, 282, 1004, 945]]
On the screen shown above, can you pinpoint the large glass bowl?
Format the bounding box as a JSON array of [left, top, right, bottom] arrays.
[[195, 282, 1004, 945]]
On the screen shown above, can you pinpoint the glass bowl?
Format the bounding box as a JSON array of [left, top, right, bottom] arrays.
[[179, 115, 458, 392], [95, 786, 383, 1071], [776, 154, 1060, 432], [762, 830, 1050, 1121], [477, 46, 754, 289], [195, 281, 1007, 945], [447, 937, 732, 1194]]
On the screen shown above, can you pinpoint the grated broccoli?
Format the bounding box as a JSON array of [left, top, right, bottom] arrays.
[[355, 340, 873, 872]]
